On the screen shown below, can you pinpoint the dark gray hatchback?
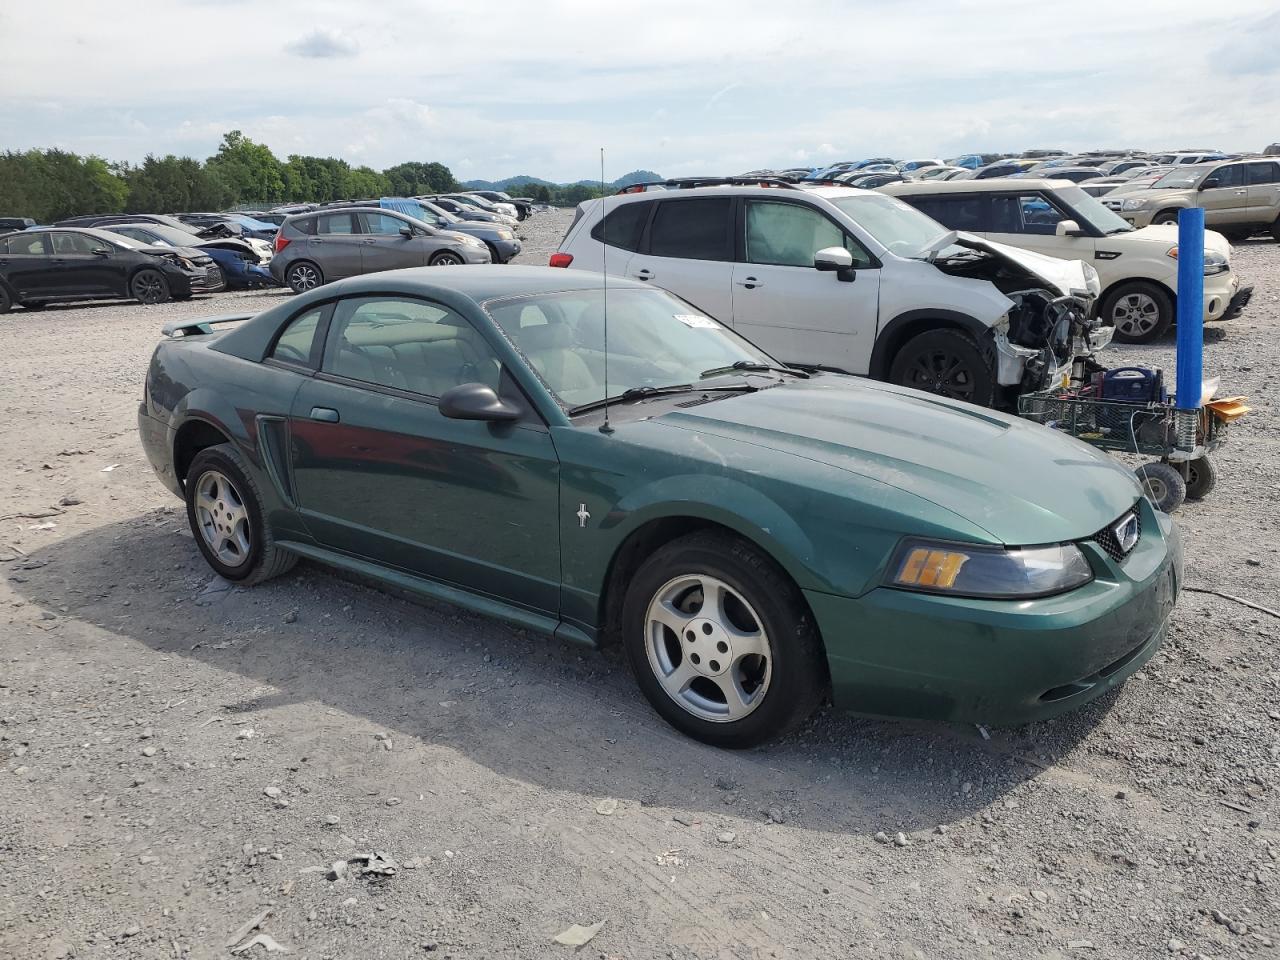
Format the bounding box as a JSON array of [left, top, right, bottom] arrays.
[[270, 207, 492, 293]]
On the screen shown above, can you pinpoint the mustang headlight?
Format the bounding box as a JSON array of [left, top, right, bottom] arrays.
[[1121, 198, 1148, 211], [887, 539, 1093, 599]]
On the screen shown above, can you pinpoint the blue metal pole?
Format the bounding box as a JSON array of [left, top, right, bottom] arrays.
[[1174, 207, 1204, 409]]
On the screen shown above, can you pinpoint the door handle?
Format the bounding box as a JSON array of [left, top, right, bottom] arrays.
[[634, 268, 655, 281], [362, 239, 377, 244], [309, 407, 340, 423], [1233, 190, 1247, 196], [736, 277, 764, 289], [311, 239, 325, 244]]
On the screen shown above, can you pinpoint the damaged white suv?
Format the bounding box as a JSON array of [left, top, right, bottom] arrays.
[[552, 180, 1106, 407]]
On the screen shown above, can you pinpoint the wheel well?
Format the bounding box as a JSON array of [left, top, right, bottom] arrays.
[[596, 516, 820, 650], [173, 420, 231, 487], [1152, 208, 1182, 224], [1098, 277, 1176, 311], [870, 316, 979, 380]]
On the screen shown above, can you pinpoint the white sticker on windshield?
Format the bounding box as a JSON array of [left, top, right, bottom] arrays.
[[673, 313, 720, 329]]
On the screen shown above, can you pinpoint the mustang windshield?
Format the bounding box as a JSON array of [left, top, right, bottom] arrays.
[[485, 288, 778, 410]]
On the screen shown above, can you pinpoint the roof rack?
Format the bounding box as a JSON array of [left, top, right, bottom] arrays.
[[616, 176, 810, 194]]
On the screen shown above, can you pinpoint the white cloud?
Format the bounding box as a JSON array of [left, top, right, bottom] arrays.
[[285, 28, 358, 59], [0, 0, 1277, 180]]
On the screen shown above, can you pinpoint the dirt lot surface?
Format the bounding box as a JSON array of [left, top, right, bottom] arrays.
[[2, 210, 1279, 960]]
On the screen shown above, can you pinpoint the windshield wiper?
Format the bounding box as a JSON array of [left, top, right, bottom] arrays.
[[699, 360, 809, 380], [568, 383, 760, 416], [1105, 226, 1134, 235]]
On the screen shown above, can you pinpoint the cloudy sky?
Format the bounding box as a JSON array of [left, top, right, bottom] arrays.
[[2, 0, 1277, 182]]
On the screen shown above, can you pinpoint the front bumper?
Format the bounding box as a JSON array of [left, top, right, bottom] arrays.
[[492, 238, 522, 263], [807, 500, 1182, 725], [187, 265, 225, 293], [1218, 282, 1253, 322]]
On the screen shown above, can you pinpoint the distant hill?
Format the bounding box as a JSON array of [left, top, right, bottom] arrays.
[[463, 169, 662, 192]]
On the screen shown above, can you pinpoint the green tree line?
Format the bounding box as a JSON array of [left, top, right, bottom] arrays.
[[0, 130, 461, 222]]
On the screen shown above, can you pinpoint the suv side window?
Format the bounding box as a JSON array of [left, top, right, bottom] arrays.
[[647, 198, 732, 261], [1204, 165, 1244, 189], [905, 195, 987, 232], [1245, 162, 1279, 185], [325, 296, 502, 398], [270, 307, 326, 367], [316, 213, 357, 235], [590, 200, 652, 251], [990, 194, 1069, 235], [743, 200, 870, 267]]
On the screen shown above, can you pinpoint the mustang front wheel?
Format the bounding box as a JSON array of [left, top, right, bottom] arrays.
[[184, 443, 297, 585], [622, 531, 826, 748]]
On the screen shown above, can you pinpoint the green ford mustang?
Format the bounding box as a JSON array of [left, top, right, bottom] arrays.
[[139, 265, 1181, 747]]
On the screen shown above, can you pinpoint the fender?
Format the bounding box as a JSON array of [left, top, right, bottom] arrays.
[[869, 309, 990, 379]]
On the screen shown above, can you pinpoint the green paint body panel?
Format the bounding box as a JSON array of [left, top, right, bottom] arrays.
[[139, 266, 1182, 726]]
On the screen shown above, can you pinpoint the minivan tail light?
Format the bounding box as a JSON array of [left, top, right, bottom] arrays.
[[549, 252, 573, 268], [274, 234, 291, 254]]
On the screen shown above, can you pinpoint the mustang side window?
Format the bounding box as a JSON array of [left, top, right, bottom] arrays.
[[325, 297, 502, 398], [744, 201, 869, 267], [270, 307, 325, 367]]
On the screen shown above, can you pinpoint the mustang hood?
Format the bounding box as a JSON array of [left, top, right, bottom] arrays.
[[655, 376, 1140, 545]]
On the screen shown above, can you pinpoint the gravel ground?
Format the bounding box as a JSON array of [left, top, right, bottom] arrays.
[[1, 210, 1278, 960]]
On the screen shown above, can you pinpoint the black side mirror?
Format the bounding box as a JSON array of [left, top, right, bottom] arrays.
[[1200, 177, 1221, 190], [399, 226, 414, 238], [439, 383, 521, 422]]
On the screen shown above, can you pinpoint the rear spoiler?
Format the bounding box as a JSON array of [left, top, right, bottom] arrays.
[[162, 313, 255, 338]]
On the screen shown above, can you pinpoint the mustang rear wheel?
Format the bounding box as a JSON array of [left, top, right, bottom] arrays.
[[184, 443, 297, 585], [888, 328, 994, 406], [622, 531, 826, 748], [131, 269, 171, 304]]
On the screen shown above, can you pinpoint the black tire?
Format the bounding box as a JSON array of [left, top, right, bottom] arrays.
[[620, 531, 827, 748], [0, 286, 11, 315], [19, 300, 44, 311], [1103, 281, 1174, 344], [130, 268, 171, 305], [483, 242, 501, 264], [887, 328, 994, 406], [429, 251, 464, 266], [1152, 209, 1181, 226], [1185, 456, 1217, 500], [184, 443, 297, 585], [286, 261, 323, 294], [1271, 218, 1280, 243], [1135, 462, 1186, 514]]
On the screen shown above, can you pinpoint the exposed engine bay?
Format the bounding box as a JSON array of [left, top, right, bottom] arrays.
[[933, 245, 1107, 394]]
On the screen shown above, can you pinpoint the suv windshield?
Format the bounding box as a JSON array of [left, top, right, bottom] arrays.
[[485, 287, 777, 409], [1053, 184, 1134, 235], [1152, 166, 1211, 190], [827, 193, 954, 258]]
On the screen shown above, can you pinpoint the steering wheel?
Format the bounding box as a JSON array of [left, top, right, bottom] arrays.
[[274, 343, 308, 363]]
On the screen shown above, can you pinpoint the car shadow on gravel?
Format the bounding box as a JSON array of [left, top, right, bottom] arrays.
[[10, 512, 1116, 839]]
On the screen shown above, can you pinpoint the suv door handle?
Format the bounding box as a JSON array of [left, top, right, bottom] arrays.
[[309, 407, 340, 423], [736, 277, 764, 289], [634, 268, 655, 280]]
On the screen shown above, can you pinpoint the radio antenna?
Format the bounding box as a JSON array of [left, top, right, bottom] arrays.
[[598, 146, 614, 435]]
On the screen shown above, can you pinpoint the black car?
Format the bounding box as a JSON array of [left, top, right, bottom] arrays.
[[0, 217, 35, 233], [466, 190, 531, 220], [0, 227, 224, 313], [54, 213, 204, 234]]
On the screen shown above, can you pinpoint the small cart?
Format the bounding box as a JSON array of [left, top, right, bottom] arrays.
[[1017, 386, 1245, 513]]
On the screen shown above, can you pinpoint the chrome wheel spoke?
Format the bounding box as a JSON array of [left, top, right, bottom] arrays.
[[711, 673, 755, 720]]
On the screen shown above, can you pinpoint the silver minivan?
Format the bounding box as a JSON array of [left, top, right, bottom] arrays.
[[271, 207, 491, 293]]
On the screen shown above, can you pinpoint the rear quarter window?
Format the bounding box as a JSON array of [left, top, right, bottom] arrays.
[[589, 200, 653, 252]]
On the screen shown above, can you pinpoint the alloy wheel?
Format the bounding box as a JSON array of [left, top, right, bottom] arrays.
[[1112, 292, 1160, 338], [289, 264, 319, 292], [644, 574, 772, 723], [132, 271, 167, 304], [431, 253, 463, 266], [193, 470, 252, 567], [903, 350, 976, 401]]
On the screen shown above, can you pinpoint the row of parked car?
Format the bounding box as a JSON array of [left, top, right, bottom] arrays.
[[547, 169, 1254, 411], [0, 190, 537, 312]]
